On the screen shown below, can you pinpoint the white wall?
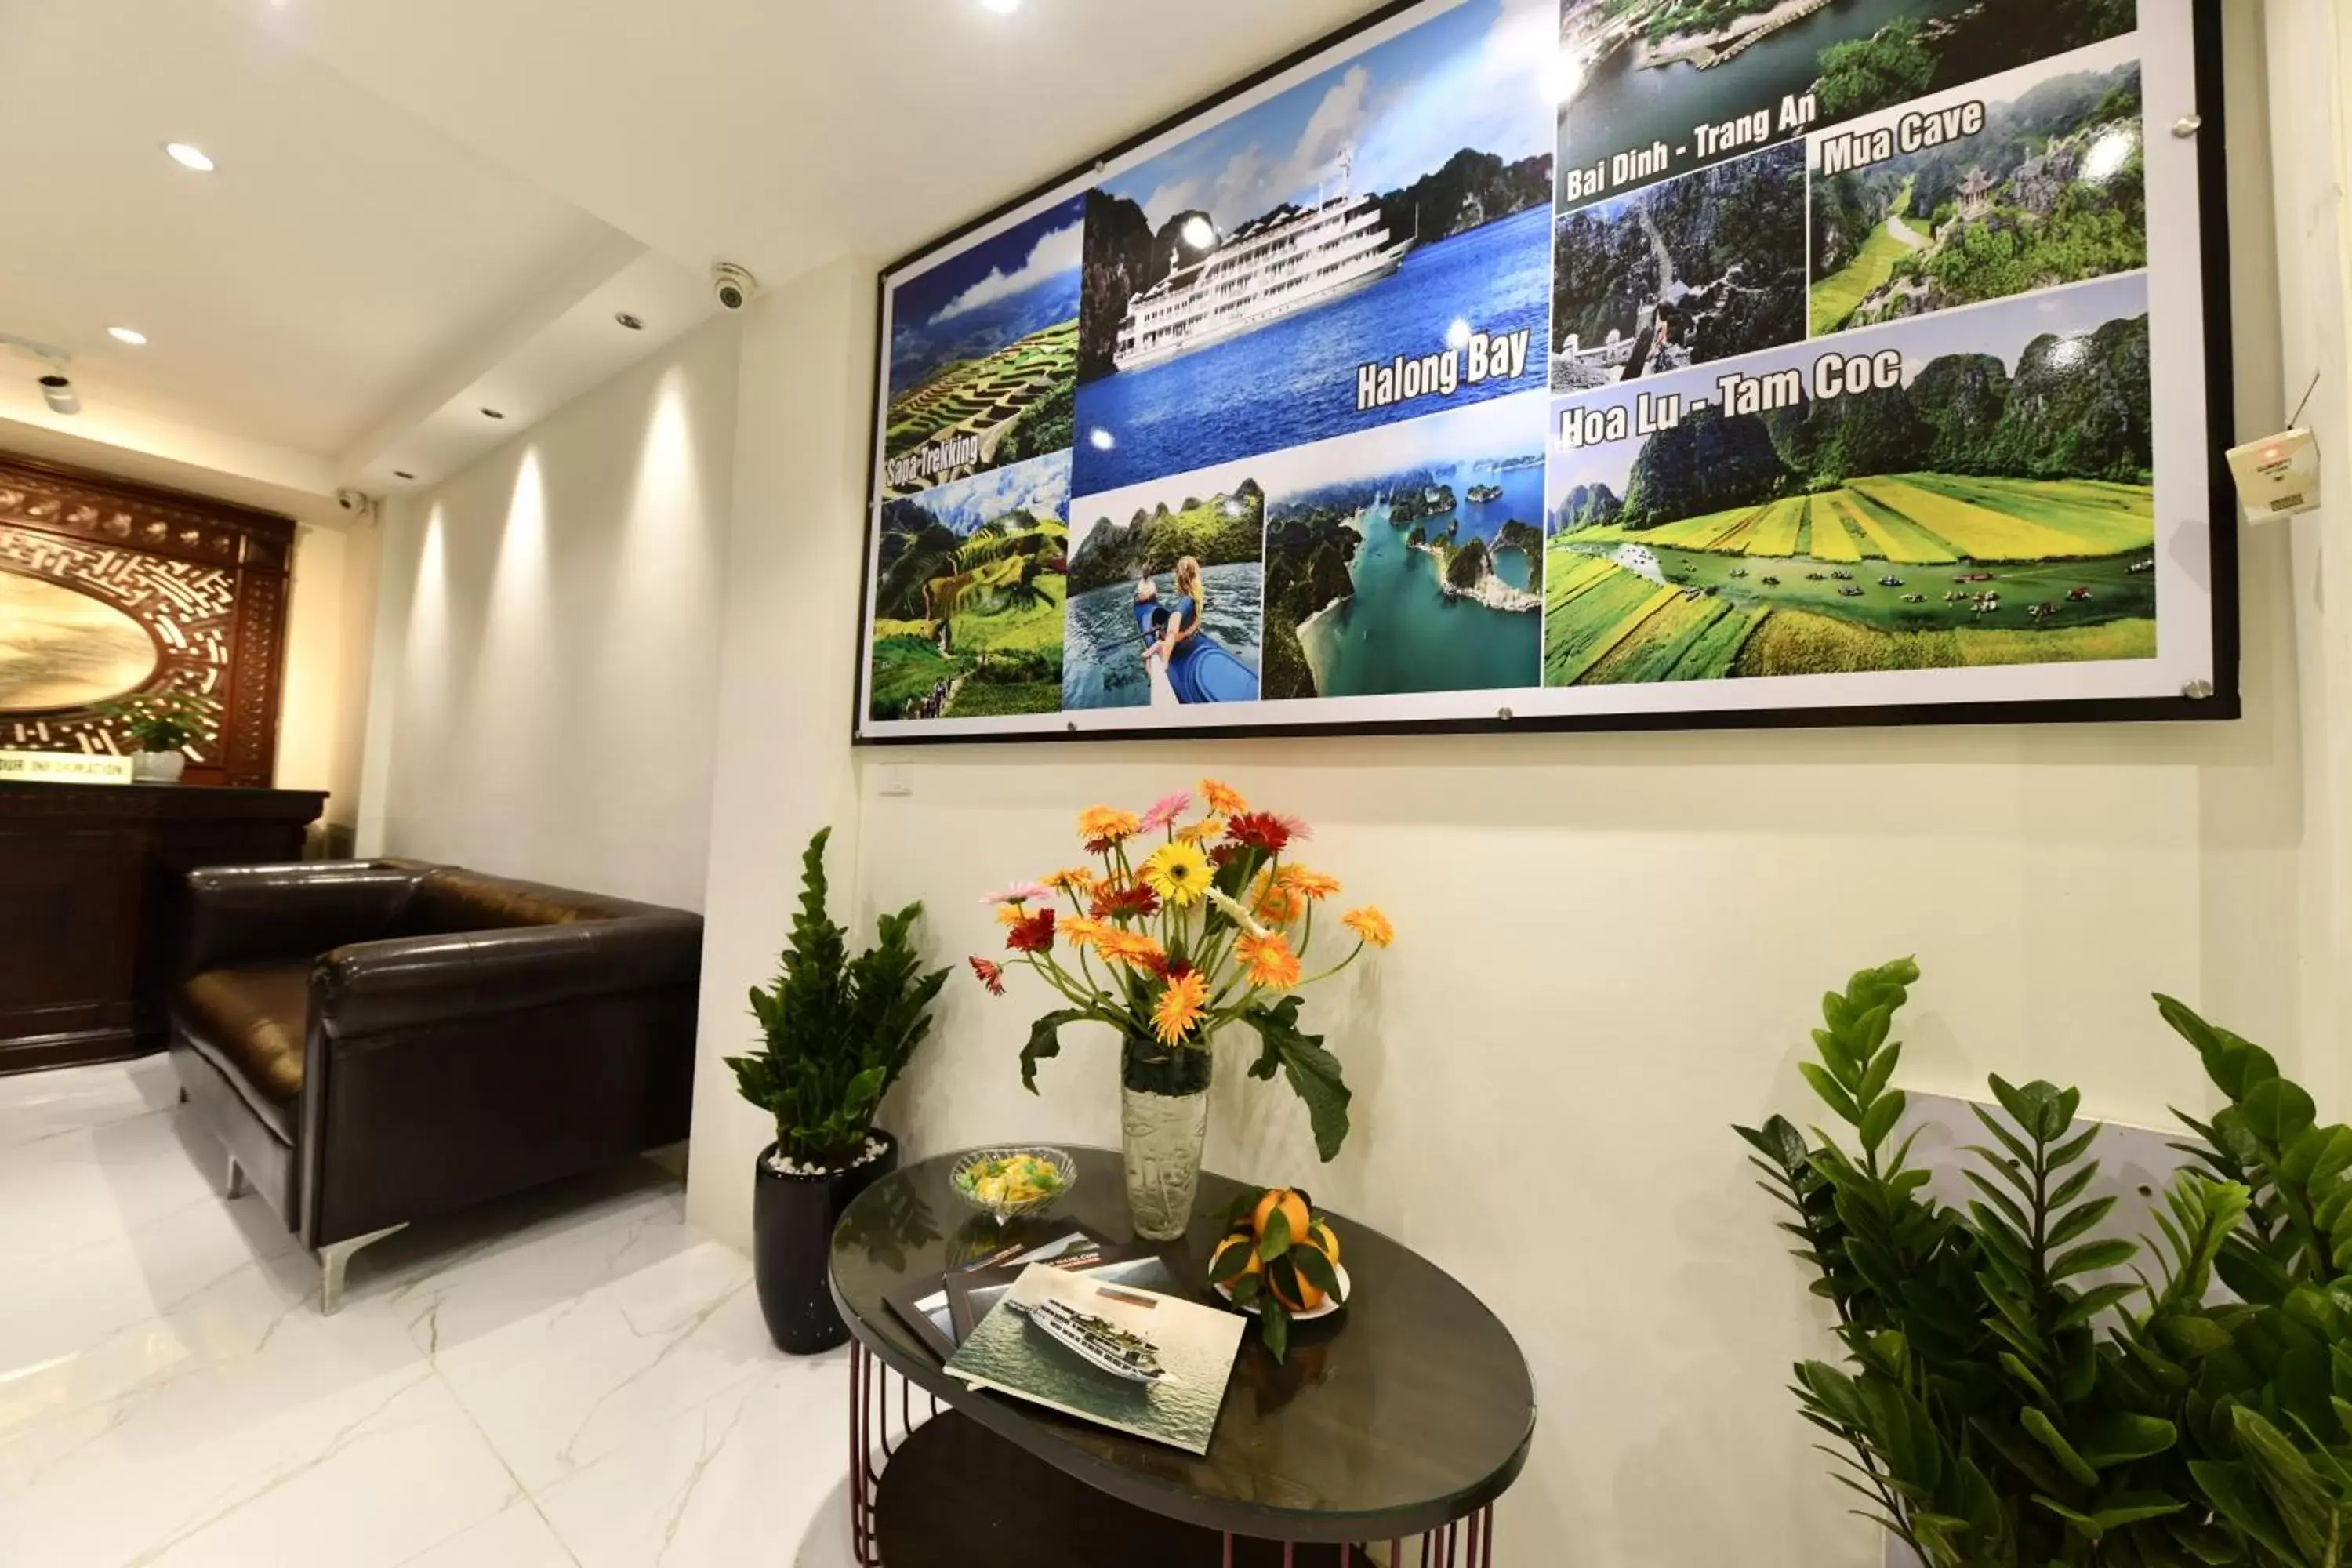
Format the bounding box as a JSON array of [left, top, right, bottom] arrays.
[[668, 12, 2336, 1567], [343, 5, 2347, 1563], [274, 518, 380, 832], [359, 317, 738, 909]]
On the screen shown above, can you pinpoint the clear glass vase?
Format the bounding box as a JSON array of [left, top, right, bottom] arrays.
[[1120, 1032, 1213, 1242]]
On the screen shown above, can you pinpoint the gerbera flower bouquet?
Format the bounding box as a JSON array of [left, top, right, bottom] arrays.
[[971, 779, 1392, 1240]]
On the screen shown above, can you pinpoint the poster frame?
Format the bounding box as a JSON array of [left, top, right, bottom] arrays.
[[851, 0, 2239, 746]]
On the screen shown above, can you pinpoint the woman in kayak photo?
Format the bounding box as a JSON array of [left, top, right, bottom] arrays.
[[1134, 557, 1259, 705]]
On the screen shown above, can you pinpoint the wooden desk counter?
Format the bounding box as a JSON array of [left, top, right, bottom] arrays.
[[0, 781, 326, 1073]]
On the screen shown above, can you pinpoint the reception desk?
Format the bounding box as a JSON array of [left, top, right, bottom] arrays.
[[0, 782, 327, 1073]]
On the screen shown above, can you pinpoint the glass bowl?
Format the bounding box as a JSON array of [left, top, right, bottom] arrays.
[[949, 1145, 1078, 1223]]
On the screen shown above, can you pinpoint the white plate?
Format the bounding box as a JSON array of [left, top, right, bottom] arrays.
[[1214, 1260, 1350, 1321]]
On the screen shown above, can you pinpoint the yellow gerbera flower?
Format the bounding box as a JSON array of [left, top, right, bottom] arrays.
[[1276, 865, 1341, 901], [1096, 930, 1168, 971], [1152, 969, 1210, 1045], [1174, 815, 1226, 845], [1061, 915, 1106, 949], [1342, 906, 1395, 949], [1076, 806, 1142, 846], [1200, 779, 1250, 817], [1043, 866, 1099, 895], [1142, 840, 1212, 907], [1235, 931, 1302, 990], [993, 903, 1027, 928]]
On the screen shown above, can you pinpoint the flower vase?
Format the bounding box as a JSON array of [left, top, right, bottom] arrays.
[[1120, 1032, 1212, 1241]]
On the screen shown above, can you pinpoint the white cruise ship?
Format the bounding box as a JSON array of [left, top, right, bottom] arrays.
[[1112, 153, 1413, 373]]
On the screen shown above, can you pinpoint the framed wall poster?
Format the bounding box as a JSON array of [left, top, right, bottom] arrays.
[[855, 0, 2236, 742]]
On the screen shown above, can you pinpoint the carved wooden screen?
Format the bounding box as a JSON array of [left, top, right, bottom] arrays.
[[0, 455, 295, 787]]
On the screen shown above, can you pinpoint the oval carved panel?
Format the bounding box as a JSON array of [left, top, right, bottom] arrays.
[[0, 566, 159, 713]]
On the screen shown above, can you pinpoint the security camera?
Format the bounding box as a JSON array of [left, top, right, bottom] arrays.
[[334, 488, 376, 519], [712, 263, 759, 312], [38, 374, 78, 416]]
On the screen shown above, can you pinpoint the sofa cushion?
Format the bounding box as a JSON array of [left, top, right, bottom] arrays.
[[179, 964, 312, 1105], [402, 870, 619, 935]]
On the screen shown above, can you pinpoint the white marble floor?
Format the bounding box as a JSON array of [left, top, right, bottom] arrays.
[[0, 1057, 858, 1568]]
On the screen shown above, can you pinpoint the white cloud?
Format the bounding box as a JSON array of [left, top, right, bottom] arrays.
[[1143, 65, 1377, 230], [932, 222, 1084, 322]]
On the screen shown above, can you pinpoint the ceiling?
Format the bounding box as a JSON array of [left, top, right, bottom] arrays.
[[0, 0, 1385, 519]]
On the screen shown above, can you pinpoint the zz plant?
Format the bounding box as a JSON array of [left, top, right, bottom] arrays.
[[1743, 959, 2352, 1568], [728, 828, 949, 1171]]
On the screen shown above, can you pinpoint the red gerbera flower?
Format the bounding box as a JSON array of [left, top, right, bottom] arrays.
[[1225, 811, 1294, 856], [1090, 882, 1162, 921], [1004, 908, 1055, 954], [967, 956, 1006, 996]]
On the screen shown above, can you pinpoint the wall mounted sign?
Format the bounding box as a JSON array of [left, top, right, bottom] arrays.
[[857, 0, 2235, 742], [0, 749, 133, 785], [0, 456, 295, 786]]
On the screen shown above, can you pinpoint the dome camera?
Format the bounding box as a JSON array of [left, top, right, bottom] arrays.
[[335, 488, 376, 520], [712, 263, 759, 312], [38, 374, 78, 415]]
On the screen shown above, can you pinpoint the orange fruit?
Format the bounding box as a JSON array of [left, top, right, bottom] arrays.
[[1268, 1256, 1326, 1314], [1251, 1189, 1310, 1246], [1306, 1220, 1340, 1268]]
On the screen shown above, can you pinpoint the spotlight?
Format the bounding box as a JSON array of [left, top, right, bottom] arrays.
[[164, 142, 216, 172], [39, 375, 80, 415], [107, 327, 148, 346]]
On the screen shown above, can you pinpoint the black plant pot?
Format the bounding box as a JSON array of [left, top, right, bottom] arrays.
[[753, 1131, 900, 1355]]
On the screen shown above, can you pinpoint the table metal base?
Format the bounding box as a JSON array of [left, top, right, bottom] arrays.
[[849, 1341, 1495, 1566]]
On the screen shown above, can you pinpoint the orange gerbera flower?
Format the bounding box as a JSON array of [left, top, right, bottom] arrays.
[[1341, 906, 1395, 949], [1043, 866, 1099, 895], [1248, 869, 1306, 926], [1235, 931, 1302, 990], [1276, 865, 1341, 901], [1096, 930, 1169, 973], [1152, 969, 1210, 1045], [1061, 915, 1106, 949], [1076, 806, 1141, 847], [1200, 779, 1249, 817], [1174, 815, 1226, 845]]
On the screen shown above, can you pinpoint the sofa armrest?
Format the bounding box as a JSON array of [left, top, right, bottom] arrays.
[[314, 916, 702, 1038], [183, 862, 425, 978]]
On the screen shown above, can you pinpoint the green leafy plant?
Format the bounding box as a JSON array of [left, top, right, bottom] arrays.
[[1737, 959, 2352, 1567], [727, 828, 949, 1171], [93, 691, 217, 752]]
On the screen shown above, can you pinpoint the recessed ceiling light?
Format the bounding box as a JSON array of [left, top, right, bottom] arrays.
[[614, 312, 645, 331], [107, 327, 148, 346], [393, 470, 416, 481], [481, 407, 506, 419], [164, 142, 216, 172], [978, 0, 1019, 12]]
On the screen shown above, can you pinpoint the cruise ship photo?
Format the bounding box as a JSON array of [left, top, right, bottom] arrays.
[[1111, 154, 1414, 375]]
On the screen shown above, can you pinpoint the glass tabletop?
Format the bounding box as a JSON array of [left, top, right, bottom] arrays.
[[829, 1145, 1536, 1543]]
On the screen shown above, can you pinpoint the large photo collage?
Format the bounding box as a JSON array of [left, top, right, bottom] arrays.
[[863, 0, 2164, 732]]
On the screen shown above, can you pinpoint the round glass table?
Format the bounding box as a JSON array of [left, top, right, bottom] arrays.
[[829, 1146, 1535, 1566]]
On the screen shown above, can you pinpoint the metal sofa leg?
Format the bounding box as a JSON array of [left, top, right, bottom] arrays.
[[223, 1153, 250, 1199], [318, 1224, 408, 1316]]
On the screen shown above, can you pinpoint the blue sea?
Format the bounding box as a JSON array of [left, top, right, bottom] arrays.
[[1070, 208, 1553, 495]]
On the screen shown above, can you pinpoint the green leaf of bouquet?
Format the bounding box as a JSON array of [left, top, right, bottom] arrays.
[[1018, 1008, 1089, 1093], [1240, 996, 1352, 1162]]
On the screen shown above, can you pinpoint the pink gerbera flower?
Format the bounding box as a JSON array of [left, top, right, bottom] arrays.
[[1138, 791, 1192, 834], [981, 881, 1052, 907]]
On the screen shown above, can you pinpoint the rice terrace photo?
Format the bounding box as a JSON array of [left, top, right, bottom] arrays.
[[868, 452, 1071, 722], [1544, 274, 2156, 686], [880, 196, 1083, 501]]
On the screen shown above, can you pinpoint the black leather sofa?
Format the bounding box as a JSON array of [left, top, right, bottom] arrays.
[[169, 860, 702, 1312]]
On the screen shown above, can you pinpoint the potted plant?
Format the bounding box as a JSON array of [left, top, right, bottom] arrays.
[[1742, 959, 2352, 1568], [728, 827, 948, 1354], [970, 779, 1393, 1240], [93, 691, 217, 782]]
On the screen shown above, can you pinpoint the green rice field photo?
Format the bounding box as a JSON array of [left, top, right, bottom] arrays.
[[1544, 277, 2155, 685]]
